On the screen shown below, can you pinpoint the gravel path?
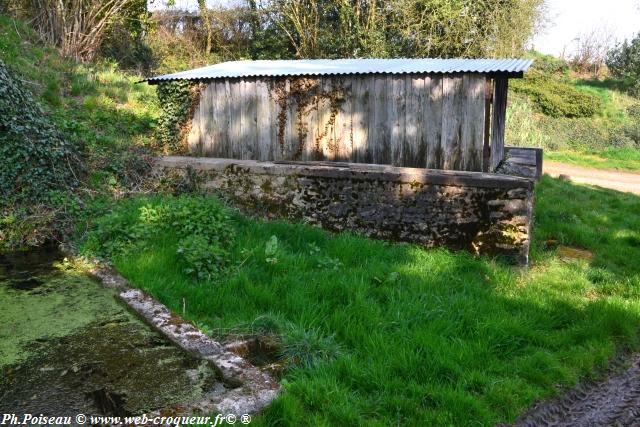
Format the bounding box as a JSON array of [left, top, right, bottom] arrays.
[[544, 161, 640, 194], [515, 355, 640, 426]]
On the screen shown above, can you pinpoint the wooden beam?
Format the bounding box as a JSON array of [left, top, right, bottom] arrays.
[[482, 78, 492, 172], [490, 77, 508, 171]]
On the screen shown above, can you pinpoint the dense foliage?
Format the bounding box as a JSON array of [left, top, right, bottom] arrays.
[[0, 16, 160, 249], [511, 71, 604, 118], [3, 0, 147, 62], [0, 59, 81, 205], [83, 195, 235, 281], [5, 0, 546, 72], [156, 81, 197, 151], [607, 32, 640, 95]]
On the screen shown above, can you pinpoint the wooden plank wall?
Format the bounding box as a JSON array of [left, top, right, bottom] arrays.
[[188, 73, 490, 171]]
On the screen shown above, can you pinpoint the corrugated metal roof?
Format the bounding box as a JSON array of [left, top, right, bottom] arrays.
[[145, 58, 533, 83]]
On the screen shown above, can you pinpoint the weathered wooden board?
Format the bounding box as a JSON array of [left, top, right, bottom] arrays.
[[192, 72, 489, 171], [268, 80, 280, 160], [461, 74, 485, 171], [221, 80, 231, 158], [425, 76, 443, 169], [187, 100, 201, 155], [256, 79, 270, 161], [404, 76, 424, 168], [336, 77, 352, 162], [388, 75, 405, 166], [228, 80, 242, 159], [373, 75, 389, 164], [352, 76, 371, 163], [301, 79, 319, 161], [441, 76, 464, 170]]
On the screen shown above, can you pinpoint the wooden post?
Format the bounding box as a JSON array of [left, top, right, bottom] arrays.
[[482, 78, 493, 172], [491, 77, 508, 171]]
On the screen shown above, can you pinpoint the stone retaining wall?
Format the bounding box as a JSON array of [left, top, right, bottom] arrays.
[[157, 157, 537, 265]]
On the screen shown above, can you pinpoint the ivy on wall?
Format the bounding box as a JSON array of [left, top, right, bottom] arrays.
[[156, 80, 202, 152]]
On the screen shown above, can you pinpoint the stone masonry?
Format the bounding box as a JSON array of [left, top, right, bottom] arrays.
[[157, 155, 538, 265]]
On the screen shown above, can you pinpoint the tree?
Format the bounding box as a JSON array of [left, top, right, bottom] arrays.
[[385, 0, 546, 58], [571, 26, 615, 76], [4, 0, 147, 62], [263, 0, 546, 59], [606, 33, 640, 94]]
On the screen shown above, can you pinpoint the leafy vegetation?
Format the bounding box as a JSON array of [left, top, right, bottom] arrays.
[[510, 71, 603, 118], [0, 16, 158, 249], [83, 195, 235, 281], [0, 59, 81, 205], [506, 53, 640, 170], [607, 32, 640, 95], [78, 178, 640, 425], [156, 81, 198, 152]]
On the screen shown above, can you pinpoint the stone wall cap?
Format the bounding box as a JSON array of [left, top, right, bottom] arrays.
[[158, 156, 534, 190]]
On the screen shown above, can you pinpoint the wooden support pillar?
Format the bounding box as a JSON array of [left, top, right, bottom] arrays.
[[482, 78, 493, 172], [490, 77, 508, 171]]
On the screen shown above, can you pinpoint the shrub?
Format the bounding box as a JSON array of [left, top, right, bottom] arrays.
[[530, 53, 570, 75], [510, 71, 604, 118], [177, 234, 230, 280]]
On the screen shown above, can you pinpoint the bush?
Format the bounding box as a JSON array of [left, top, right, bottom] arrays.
[[84, 195, 235, 281], [510, 71, 604, 118], [530, 53, 570, 75]]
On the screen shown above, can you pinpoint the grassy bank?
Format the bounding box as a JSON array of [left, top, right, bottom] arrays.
[[80, 177, 640, 425], [506, 54, 640, 172], [0, 15, 160, 249]]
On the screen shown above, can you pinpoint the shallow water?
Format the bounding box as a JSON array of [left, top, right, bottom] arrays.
[[0, 246, 222, 416]]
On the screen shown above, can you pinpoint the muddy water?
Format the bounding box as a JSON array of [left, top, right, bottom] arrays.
[[0, 246, 223, 416]]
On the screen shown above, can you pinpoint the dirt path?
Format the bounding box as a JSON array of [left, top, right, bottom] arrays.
[[515, 355, 640, 426], [544, 161, 640, 194]]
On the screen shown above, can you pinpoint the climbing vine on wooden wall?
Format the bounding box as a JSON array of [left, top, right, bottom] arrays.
[[271, 77, 346, 160], [156, 81, 204, 153]]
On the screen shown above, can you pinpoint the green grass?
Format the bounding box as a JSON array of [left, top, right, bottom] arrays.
[[0, 15, 159, 154], [506, 81, 640, 171], [80, 177, 640, 426], [546, 149, 640, 171]]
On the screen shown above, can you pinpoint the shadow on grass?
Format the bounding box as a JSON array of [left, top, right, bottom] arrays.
[[533, 175, 640, 276]]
